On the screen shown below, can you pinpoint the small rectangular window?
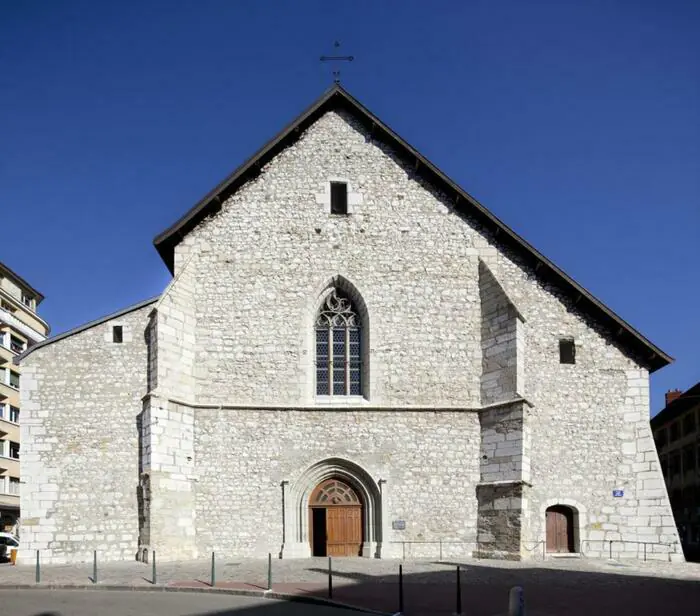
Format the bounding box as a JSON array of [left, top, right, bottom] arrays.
[[670, 422, 680, 442], [112, 325, 123, 343], [8, 371, 19, 388], [559, 339, 576, 364], [330, 182, 348, 215], [683, 446, 695, 474], [670, 453, 681, 476], [9, 441, 19, 460], [655, 428, 667, 449], [9, 406, 19, 423], [22, 294, 32, 308], [9, 477, 19, 495], [683, 412, 696, 436], [10, 336, 24, 353]]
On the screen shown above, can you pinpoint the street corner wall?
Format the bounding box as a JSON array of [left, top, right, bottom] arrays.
[[18, 303, 152, 564]]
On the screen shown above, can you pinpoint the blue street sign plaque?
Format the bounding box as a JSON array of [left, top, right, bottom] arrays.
[[612, 489, 624, 497]]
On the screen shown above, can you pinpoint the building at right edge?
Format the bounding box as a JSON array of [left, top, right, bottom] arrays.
[[652, 384, 700, 561]]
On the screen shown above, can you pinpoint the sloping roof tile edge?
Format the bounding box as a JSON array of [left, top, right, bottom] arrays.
[[14, 296, 159, 364]]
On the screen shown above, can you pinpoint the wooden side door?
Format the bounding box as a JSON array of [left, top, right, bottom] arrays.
[[326, 506, 362, 557], [546, 506, 574, 553], [546, 508, 559, 552]]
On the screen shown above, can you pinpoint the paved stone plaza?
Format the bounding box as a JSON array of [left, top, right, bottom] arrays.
[[2, 557, 699, 615]]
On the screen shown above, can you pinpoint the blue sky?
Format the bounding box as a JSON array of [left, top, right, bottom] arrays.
[[2, 1, 698, 413]]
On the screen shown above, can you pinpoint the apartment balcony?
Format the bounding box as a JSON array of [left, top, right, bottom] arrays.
[[0, 492, 19, 510], [0, 420, 19, 442], [0, 382, 19, 406], [0, 457, 19, 477]]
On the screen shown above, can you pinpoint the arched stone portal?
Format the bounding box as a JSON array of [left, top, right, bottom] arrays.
[[283, 457, 383, 558]]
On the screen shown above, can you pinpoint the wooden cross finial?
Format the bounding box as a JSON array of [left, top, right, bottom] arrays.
[[320, 41, 354, 83]]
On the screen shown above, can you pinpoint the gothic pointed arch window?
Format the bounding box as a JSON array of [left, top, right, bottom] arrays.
[[316, 288, 362, 396]]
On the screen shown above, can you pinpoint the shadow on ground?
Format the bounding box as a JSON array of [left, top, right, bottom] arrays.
[[7, 560, 700, 616]]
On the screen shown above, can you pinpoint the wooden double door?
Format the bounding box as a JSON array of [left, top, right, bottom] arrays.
[[546, 505, 575, 553], [309, 478, 363, 557]]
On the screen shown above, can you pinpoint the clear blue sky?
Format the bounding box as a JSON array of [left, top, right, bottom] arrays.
[[2, 1, 698, 414]]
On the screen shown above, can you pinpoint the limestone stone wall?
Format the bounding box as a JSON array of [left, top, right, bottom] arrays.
[[162, 108, 679, 561], [19, 103, 681, 564], [18, 303, 153, 564], [194, 407, 481, 559]]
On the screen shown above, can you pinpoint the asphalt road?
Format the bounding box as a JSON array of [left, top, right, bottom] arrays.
[[0, 590, 365, 616]]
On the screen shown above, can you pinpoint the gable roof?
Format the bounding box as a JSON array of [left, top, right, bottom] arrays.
[[153, 84, 672, 372]]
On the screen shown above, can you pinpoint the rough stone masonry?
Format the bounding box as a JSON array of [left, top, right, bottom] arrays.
[[17, 85, 681, 564]]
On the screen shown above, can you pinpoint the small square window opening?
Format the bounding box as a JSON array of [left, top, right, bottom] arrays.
[[330, 182, 348, 215], [112, 325, 123, 343], [559, 339, 576, 364]]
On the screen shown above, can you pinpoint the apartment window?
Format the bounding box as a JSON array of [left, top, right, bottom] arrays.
[[683, 412, 697, 436], [670, 453, 681, 477], [670, 422, 680, 442], [21, 293, 32, 308], [559, 338, 576, 364], [330, 182, 348, 215], [8, 371, 19, 389], [1, 300, 16, 313], [655, 428, 667, 449], [10, 336, 24, 354], [9, 406, 19, 423], [9, 441, 19, 460], [112, 325, 123, 343], [683, 446, 695, 474], [9, 477, 19, 495]]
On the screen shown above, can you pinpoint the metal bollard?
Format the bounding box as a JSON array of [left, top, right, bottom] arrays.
[[93, 550, 97, 584], [398, 563, 404, 614], [508, 586, 525, 616], [35, 550, 40, 583], [211, 552, 216, 587], [609, 540, 613, 559], [328, 556, 333, 599], [267, 552, 272, 591], [455, 565, 462, 615], [152, 550, 157, 584], [643, 543, 647, 562]]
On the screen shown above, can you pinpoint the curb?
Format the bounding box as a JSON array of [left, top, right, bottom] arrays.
[[0, 583, 391, 615]]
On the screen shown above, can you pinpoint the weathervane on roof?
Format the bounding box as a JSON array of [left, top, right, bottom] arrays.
[[320, 41, 354, 83]]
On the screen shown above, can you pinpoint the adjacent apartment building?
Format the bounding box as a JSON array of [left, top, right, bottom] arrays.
[[0, 262, 48, 531], [652, 383, 700, 561]]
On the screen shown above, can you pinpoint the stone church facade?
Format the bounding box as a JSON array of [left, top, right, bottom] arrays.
[[17, 86, 681, 564]]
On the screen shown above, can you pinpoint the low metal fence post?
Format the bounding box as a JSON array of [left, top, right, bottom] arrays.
[[508, 586, 525, 616], [152, 550, 157, 585], [267, 552, 272, 591], [35, 550, 40, 583], [328, 556, 333, 599], [399, 563, 404, 615], [211, 551, 216, 587], [455, 565, 462, 615], [93, 550, 97, 584]]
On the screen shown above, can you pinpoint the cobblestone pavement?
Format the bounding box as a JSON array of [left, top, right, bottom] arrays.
[[2, 557, 699, 615]]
